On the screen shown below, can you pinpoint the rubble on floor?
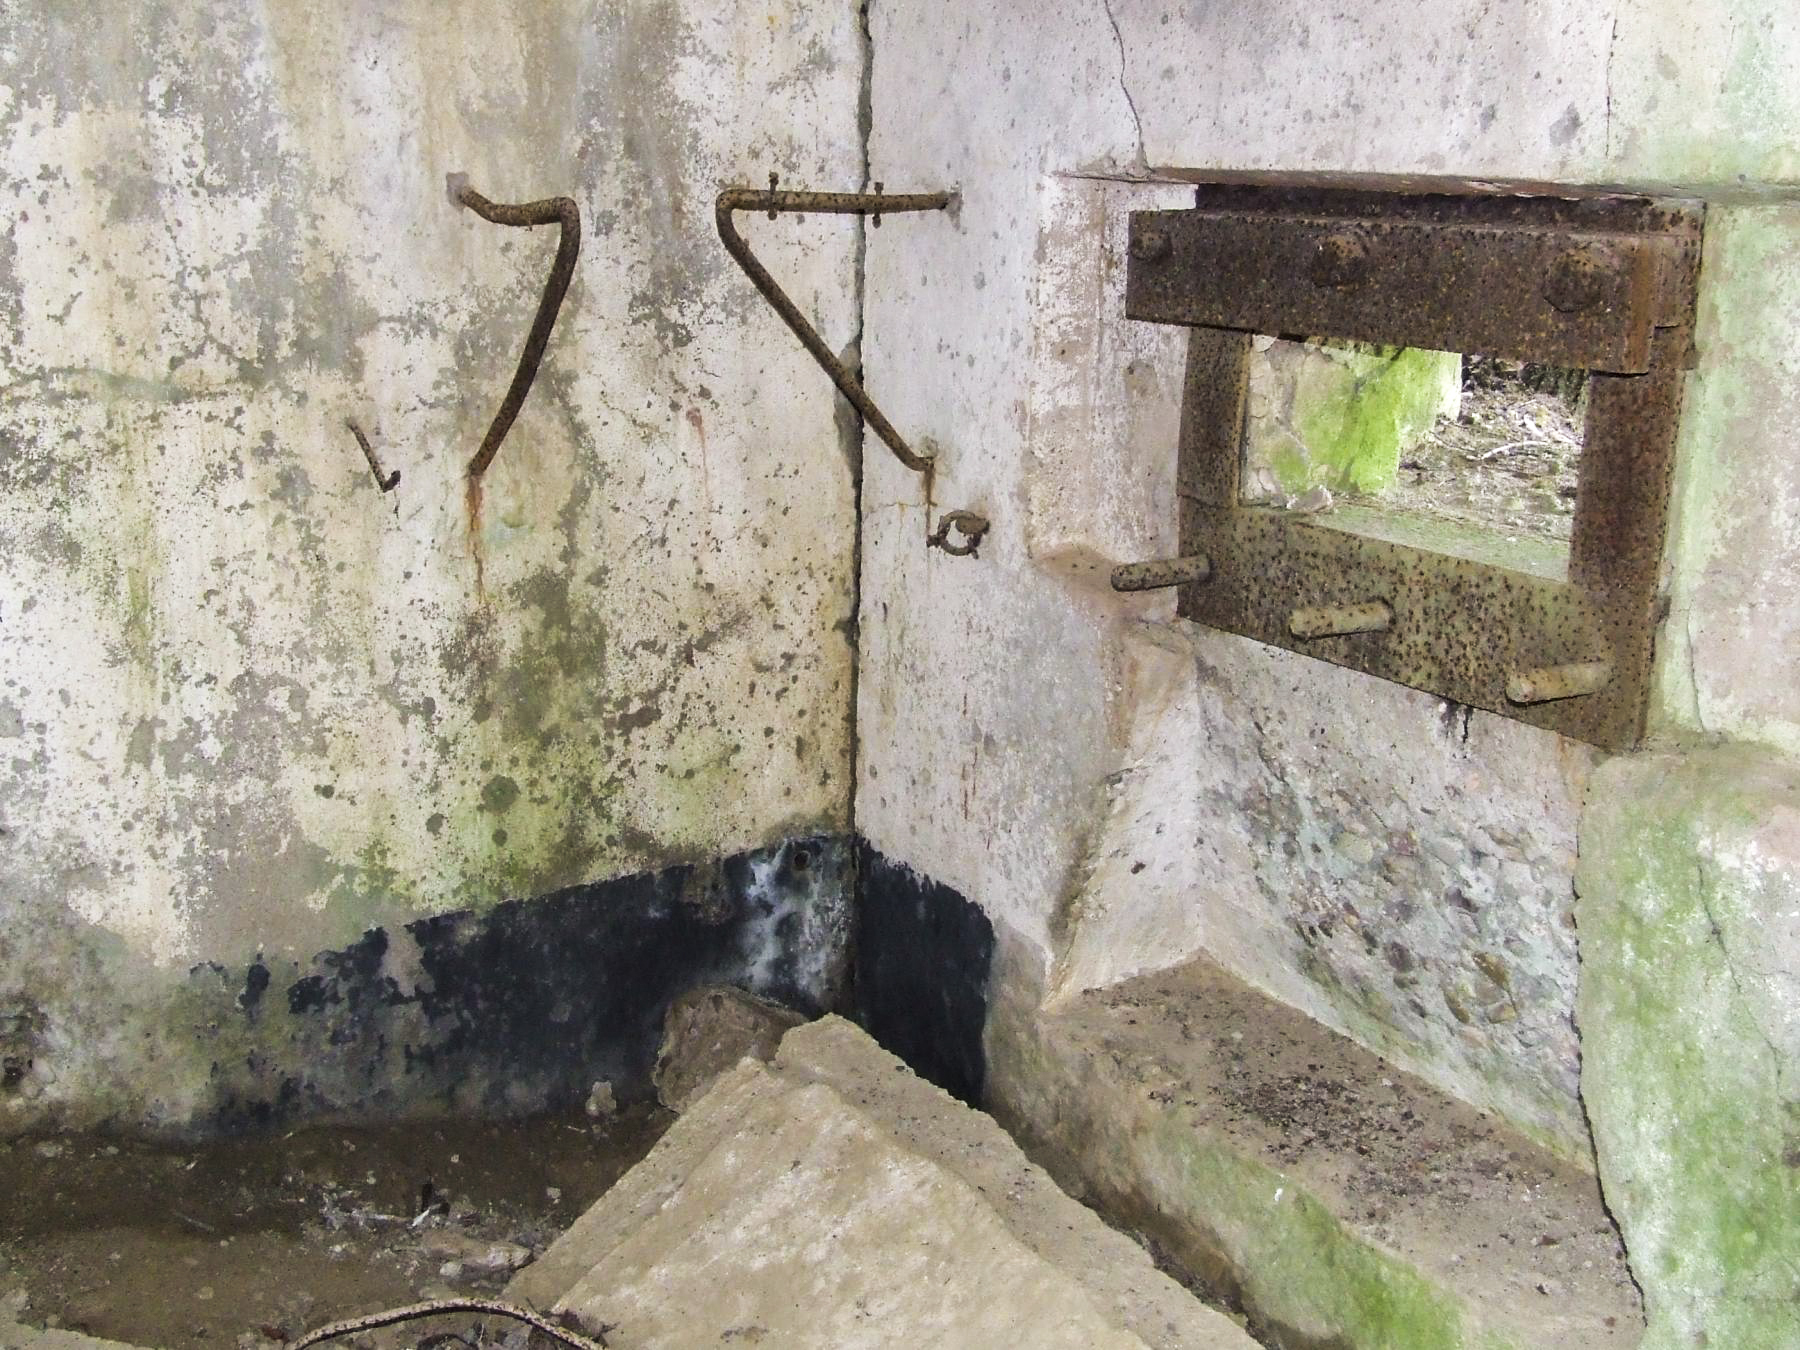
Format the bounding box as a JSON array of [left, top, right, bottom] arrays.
[[511, 1016, 1258, 1349], [650, 984, 807, 1112]]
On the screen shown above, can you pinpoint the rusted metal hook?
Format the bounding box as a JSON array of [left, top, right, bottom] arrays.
[[928, 510, 989, 558], [450, 176, 582, 480], [346, 420, 400, 493], [715, 175, 950, 476]]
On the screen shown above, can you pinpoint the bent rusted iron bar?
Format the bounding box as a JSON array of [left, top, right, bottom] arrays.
[[345, 419, 400, 493], [716, 180, 951, 475], [455, 183, 581, 480]]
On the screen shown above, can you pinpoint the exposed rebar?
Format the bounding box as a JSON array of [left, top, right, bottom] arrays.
[[454, 180, 582, 480], [346, 419, 400, 493], [715, 178, 950, 476]]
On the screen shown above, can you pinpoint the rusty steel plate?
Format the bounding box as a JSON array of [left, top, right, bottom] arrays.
[[1127, 188, 1699, 374], [1126, 186, 1702, 752]]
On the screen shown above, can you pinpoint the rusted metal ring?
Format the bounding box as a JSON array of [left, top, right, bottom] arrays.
[[928, 510, 990, 558]]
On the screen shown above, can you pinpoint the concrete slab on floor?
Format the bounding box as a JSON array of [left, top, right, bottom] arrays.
[[511, 1016, 1257, 1349], [1, 1290, 145, 1350], [990, 956, 1643, 1350]]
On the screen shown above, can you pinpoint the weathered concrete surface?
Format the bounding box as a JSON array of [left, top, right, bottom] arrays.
[[858, 3, 1612, 1158], [1107, 0, 1799, 190], [993, 956, 1641, 1350], [514, 1016, 1255, 1349], [1052, 624, 1595, 1157], [1654, 204, 1800, 757], [1576, 748, 1800, 1350], [861, 0, 1800, 1162], [651, 983, 805, 1111], [0, 3, 861, 1132]]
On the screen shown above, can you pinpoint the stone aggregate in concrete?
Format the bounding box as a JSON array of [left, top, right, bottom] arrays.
[[651, 983, 806, 1112]]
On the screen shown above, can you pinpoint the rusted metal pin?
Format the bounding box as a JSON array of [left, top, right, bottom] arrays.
[[450, 177, 582, 480], [1110, 555, 1211, 592], [1289, 601, 1392, 639], [346, 420, 400, 493], [716, 182, 951, 476], [1506, 661, 1613, 705]]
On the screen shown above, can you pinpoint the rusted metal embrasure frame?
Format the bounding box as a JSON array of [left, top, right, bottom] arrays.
[[715, 179, 950, 477], [455, 183, 582, 480], [1118, 184, 1702, 751]]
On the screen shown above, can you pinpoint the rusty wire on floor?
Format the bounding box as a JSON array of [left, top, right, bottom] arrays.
[[451, 177, 582, 481], [290, 1297, 609, 1350], [716, 175, 989, 559]]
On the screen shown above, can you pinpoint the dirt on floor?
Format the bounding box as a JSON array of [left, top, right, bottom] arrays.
[[0, 1103, 672, 1350], [1342, 357, 1587, 545]]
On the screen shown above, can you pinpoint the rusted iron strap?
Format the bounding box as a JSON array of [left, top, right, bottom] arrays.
[[457, 185, 581, 479], [715, 183, 950, 476], [1127, 194, 1700, 374]]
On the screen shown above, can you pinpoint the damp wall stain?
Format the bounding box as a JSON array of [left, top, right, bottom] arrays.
[[854, 840, 996, 1105], [0, 1, 865, 1130], [2, 836, 850, 1137]]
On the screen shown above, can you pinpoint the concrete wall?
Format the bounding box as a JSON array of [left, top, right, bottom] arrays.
[[0, 1, 864, 1131], [860, 0, 1800, 1163]]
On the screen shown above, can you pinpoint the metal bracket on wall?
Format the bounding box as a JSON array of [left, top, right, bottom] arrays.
[[1113, 184, 1703, 751], [450, 176, 582, 481], [716, 176, 987, 559]]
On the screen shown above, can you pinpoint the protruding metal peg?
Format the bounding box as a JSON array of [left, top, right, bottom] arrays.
[[1289, 601, 1392, 639], [1110, 555, 1211, 592], [1506, 661, 1613, 705]]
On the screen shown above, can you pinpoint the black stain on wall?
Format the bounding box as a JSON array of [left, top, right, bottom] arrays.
[[853, 839, 995, 1105], [203, 835, 849, 1134]]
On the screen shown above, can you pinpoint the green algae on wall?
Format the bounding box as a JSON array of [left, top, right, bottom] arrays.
[[1247, 340, 1461, 498], [1653, 204, 1800, 757], [1576, 748, 1800, 1350], [0, 0, 863, 1135]]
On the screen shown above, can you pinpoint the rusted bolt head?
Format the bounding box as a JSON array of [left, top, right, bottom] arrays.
[[1309, 232, 1371, 288], [1543, 246, 1612, 314], [1130, 227, 1171, 262]]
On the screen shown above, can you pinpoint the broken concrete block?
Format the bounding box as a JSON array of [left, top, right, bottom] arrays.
[[651, 983, 806, 1111], [1576, 747, 1800, 1350], [513, 1015, 1253, 1348], [418, 1230, 533, 1279]]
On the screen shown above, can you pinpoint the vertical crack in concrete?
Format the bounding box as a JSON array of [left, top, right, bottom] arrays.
[[842, 0, 876, 848], [1603, 7, 1621, 159], [1695, 856, 1790, 1098], [1101, 0, 1148, 171]]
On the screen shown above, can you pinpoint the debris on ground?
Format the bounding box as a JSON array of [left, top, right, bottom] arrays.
[[651, 984, 808, 1113], [0, 1104, 671, 1350], [1343, 356, 1586, 544]]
